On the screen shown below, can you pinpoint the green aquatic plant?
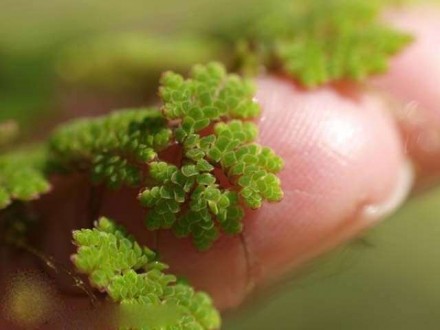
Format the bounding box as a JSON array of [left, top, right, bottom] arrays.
[[49, 62, 284, 250], [72, 217, 220, 330], [0, 148, 50, 209], [0, 62, 284, 250], [236, 0, 412, 87]]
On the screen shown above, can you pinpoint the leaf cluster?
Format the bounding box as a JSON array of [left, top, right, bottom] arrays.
[[138, 63, 283, 249], [72, 217, 221, 330], [48, 62, 283, 250], [0, 62, 283, 250], [0, 148, 50, 209], [49, 109, 172, 188], [238, 0, 413, 87]]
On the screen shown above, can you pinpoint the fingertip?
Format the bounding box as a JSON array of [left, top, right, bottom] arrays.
[[152, 77, 410, 310], [371, 5, 440, 185], [156, 231, 249, 310], [242, 77, 408, 286]]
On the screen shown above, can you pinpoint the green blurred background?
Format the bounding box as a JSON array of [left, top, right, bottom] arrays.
[[0, 0, 279, 129], [2, 1, 440, 329]]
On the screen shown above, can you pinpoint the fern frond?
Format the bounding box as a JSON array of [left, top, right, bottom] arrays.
[[0, 148, 50, 210], [72, 217, 221, 330], [240, 0, 412, 87], [47, 63, 283, 250], [49, 108, 172, 188], [139, 62, 283, 249], [159, 62, 260, 134]]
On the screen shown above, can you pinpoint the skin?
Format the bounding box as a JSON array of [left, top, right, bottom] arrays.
[[1, 4, 440, 328]]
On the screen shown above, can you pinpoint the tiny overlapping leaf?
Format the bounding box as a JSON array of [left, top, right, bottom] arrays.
[[208, 121, 283, 209]]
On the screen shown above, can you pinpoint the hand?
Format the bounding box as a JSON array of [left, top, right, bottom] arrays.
[[1, 4, 440, 328]]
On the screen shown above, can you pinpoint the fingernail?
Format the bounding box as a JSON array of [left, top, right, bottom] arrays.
[[361, 159, 414, 222]]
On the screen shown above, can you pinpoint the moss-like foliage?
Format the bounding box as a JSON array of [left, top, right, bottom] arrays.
[[72, 217, 221, 330], [237, 0, 412, 87], [0, 148, 50, 209], [49, 62, 283, 250], [139, 63, 282, 249], [49, 109, 172, 188], [0, 63, 283, 252]]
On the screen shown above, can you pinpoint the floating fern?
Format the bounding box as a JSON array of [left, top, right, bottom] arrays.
[[0, 62, 283, 250], [72, 217, 221, 330], [49, 109, 172, 188], [237, 0, 412, 87], [140, 63, 282, 249], [0, 148, 50, 209], [48, 62, 284, 250]]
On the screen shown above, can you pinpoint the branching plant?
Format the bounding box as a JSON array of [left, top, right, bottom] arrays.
[[72, 217, 220, 330], [48, 62, 284, 250], [235, 0, 412, 86]]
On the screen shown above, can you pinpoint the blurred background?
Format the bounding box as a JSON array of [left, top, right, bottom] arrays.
[[2, 0, 440, 329], [0, 0, 284, 134]]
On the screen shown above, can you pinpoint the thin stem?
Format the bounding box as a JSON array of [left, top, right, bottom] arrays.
[[12, 238, 99, 306]]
